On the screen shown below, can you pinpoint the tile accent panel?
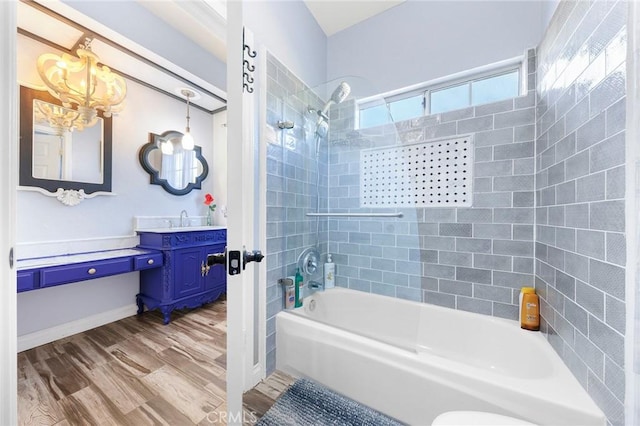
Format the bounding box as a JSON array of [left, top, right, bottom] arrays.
[[535, 1, 627, 424]]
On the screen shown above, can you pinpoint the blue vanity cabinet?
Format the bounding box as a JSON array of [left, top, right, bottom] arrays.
[[16, 249, 163, 293], [136, 228, 226, 324]]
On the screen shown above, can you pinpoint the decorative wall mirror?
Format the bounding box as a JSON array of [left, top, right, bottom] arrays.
[[19, 85, 113, 205], [139, 130, 209, 196]]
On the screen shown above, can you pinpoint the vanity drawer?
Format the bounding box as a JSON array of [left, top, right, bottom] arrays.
[[41, 257, 133, 288], [134, 252, 163, 270], [17, 270, 37, 292]]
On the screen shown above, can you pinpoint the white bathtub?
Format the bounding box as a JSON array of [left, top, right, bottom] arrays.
[[276, 287, 605, 426]]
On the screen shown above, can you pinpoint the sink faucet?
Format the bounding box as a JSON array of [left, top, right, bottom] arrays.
[[180, 210, 189, 227]]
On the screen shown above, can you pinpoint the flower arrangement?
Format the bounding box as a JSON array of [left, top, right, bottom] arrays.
[[204, 193, 216, 225]]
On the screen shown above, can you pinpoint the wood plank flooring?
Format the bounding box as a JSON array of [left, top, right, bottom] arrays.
[[18, 299, 294, 425]]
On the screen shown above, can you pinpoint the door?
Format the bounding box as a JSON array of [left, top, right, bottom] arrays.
[[226, 3, 264, 424], [32, 132, 64, 180], [0, 1, 18, 424]]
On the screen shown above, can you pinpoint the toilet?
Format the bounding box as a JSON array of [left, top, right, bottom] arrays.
[[431, 411, 537, 425]]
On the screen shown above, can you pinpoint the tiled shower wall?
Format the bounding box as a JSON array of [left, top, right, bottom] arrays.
[[265, 53, 327, 373], [326, 49, 538, 319], [535, 1, 627, 424], [265, 4, 628, 423]]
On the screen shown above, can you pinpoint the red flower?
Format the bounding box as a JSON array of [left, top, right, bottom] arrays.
[[204, 193, 214, 206]]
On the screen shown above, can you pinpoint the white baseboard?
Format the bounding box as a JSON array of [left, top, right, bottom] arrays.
[[17, 304, 138, 352]]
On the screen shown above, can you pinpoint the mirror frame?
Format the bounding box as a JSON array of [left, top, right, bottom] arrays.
[[139, 130, 209, 196], [19, 85, 113, 194]]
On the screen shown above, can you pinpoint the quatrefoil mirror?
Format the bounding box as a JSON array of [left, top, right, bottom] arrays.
[[139, 130, 209, 196]]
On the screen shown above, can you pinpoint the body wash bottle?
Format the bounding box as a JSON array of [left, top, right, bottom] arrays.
[[324, 253, 335, 289], [294, 268, 304, 307], [519, 287, 540, 331]]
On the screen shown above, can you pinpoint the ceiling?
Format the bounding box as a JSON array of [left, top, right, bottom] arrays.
[[139, 0, 407, 56], [16, 0, 227, 113], [16, 0, 405, 112], [303, 0, 406, 36]]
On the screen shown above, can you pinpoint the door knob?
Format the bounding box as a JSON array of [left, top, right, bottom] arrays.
[[207, 252, 226, 266], [243, 249, 264, 270]]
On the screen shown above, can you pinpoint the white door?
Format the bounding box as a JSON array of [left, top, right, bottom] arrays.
[[226, 3, 265, 424], [0, 1, 18, 424], [32, 132, 64, 180]]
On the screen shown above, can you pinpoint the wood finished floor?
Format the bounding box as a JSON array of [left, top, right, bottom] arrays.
[[18, 299, 294, 425]]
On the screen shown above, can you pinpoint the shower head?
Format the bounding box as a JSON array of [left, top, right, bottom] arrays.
[[330, 81, 351, 105], [317, 81, 351, 121]]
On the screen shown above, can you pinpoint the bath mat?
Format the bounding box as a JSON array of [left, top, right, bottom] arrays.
[[256, 377, 404, 426]]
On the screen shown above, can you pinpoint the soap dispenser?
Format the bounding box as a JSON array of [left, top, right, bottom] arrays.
[[324, 253, 335, 289]]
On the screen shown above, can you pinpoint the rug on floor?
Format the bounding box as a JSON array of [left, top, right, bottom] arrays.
[[255, 377, 405, 426]]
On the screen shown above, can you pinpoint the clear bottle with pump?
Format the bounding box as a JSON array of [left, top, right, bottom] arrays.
[[519, 287, 540, 331], [294, 268, 304, 308], [324, 253, 335, 289]]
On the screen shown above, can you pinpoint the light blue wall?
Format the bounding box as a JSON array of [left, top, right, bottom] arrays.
[[327, 0, 545, 95], [325, 51, 537, 316], [245, 1, 327, 89], [264, 53, 327, 373], [535, 1, 627, 423]]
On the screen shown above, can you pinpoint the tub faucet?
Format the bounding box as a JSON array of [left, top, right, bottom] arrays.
[[180, 210, 189, 227], [309, 280, 324, 292]]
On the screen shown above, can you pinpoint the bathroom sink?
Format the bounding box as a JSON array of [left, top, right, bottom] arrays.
[[137, 225, 226, 233]]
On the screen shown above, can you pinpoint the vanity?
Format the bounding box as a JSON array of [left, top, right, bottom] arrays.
[[16, 248, 164, 292], [136, 226, 227, 324]]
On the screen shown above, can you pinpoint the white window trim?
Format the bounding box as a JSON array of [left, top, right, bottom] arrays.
[[356, 54, 526, 128]]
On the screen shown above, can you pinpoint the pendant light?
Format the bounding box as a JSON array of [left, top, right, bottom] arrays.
[[181, 89, 196, 150]]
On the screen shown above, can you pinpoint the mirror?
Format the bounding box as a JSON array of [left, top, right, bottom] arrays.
[[139, 130, 209, 196], [19, 85, 113, 194]]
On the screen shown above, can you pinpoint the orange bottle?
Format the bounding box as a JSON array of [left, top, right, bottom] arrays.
[[519, 287, 540, 331]]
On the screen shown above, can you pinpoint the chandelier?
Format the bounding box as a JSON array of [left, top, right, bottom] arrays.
[[37, 37, 127, 128], [33, 100, 84, 136]]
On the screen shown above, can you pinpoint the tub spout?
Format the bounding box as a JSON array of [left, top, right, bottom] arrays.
[[309, 280, 324, 292]]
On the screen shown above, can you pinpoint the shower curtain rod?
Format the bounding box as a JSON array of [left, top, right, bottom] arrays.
[[306, 212, 404, 218]]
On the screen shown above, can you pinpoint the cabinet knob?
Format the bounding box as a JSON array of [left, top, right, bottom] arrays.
[[87, 268, 97, 275], [147, 259, 154, 265]]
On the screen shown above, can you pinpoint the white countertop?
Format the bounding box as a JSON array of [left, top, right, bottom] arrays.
[[136, 226, 227, 234], [17, 248, 156, 270]]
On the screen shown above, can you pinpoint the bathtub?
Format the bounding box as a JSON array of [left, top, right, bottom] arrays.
[[276, 287, 605, 426]]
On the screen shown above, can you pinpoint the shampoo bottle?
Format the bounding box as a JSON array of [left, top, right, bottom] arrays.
[[519, 287, 540, 331], [294, 268, 304, 308], [324, 254, 335, 289]]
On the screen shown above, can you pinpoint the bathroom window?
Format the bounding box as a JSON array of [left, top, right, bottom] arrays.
[[357, 61, 523, 129], [359, 93, 425, 128]]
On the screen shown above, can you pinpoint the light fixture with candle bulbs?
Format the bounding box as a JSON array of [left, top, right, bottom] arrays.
[[180, 88, 196, 150], [37, 37, 127, 129]]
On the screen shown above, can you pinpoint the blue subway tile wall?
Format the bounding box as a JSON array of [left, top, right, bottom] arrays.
[[265, 53, 326, 374], [535, 1, 626, 424], [326, 49, 538, 321]]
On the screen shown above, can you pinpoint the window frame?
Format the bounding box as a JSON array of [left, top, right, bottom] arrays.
[[356, 56, 526, 129]]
